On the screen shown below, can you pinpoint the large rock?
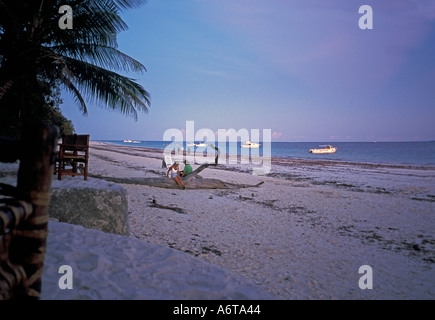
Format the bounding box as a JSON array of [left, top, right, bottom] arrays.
[[49, 177, 129, 235], [41, 221, 275, 300]]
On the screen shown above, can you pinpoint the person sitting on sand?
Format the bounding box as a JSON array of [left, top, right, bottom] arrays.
[[179, 160, 192, 177], [166, 162, 185, 189]]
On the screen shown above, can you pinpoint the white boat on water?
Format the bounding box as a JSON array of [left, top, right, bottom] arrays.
[[241, 141, 260, 148], [187, 142, 207, 147], [309, 145, 337, 154], [195, 142, 207, 147], [123, 139, 132, 143]]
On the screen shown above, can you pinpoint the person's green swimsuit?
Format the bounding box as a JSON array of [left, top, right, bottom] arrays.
[[182, 164, 192, 176]]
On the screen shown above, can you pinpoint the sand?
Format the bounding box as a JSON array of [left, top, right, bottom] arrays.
[[81, 141, 434, 299], [40, 221, 274, 300], [2, 141, 434, 299]]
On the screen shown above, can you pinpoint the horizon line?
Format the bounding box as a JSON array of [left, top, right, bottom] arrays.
[[93, 139, 435, 143]]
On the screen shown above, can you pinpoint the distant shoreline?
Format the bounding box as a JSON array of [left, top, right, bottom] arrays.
[[94, 139, 435, 143], [91, 140, 435, 170]]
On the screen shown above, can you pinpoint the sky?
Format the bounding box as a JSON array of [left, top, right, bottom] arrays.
[[60, 0, 435, 142]]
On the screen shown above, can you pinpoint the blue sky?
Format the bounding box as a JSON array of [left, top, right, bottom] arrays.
[[60, 0, 435, 142]]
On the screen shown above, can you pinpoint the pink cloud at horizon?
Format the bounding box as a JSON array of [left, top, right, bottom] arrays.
[[272, 131, 283, 139]]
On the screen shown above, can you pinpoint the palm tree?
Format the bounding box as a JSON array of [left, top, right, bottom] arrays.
[[0, 0, 150, 137]]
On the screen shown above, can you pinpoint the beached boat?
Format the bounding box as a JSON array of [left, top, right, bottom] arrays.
[[241, 141, 260, 148], [309, 145, 337, 154]]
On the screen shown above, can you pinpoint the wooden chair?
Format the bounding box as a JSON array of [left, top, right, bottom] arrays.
[[0, 124, 58, 299], [57, 134, 90, 181]]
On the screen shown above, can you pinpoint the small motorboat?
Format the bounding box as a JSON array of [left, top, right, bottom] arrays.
[[309, 145, 337, 154], [241, 141, 261, 148], [123, 139, 133, 143], [195, 142, 207, 147]]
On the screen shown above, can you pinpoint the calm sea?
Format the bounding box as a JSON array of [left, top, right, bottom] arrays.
[[101, 140, 435, 167]]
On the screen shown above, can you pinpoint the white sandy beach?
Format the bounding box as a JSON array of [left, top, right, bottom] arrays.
[[2, 141, 434, 300], [71, 141, 435, 299]]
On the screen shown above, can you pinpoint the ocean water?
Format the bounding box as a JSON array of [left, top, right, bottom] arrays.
[[101, 140, 435, 167]]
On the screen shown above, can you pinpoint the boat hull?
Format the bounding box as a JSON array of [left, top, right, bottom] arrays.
[[308, 146, 337, 153], [309, 148, 337, 154]]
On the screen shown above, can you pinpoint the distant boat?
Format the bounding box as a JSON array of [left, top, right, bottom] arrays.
[[132, 140, 141, 143], [123, 140, 132, 143], [309, 145, 337, 154], [195, 142, 207, 147], [241, 141, 260, 148], [187, 143, 196, 147]]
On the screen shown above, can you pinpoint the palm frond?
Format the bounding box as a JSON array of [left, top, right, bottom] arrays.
[[61, 76, 88, 115], [48, 44, 146, 73], [0, 0, 150, 123], [61, 56, 150, 120], [39, 1, 128, 48], [112, 0, 147, 11]]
